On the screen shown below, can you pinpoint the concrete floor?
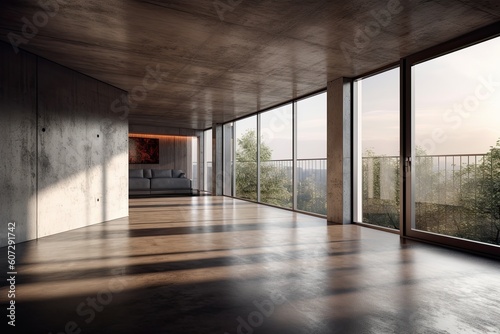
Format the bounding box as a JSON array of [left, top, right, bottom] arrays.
[[1, 196, 500, 333]]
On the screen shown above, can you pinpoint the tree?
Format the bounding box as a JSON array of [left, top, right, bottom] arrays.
[[361, 140, 500, 245], [459, 139, 500, 244], [297, 174, 327, 215], [235, 130, 292, 206]]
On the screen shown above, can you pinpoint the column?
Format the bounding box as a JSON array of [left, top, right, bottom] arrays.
[[327, 77, 353, 224], [211, 123, 223, 195]]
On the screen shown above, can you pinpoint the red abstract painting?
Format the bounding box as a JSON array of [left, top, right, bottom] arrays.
[[129, 137, 159, 164]]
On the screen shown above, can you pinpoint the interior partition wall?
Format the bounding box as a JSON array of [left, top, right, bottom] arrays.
[[402, 26, 500, 256]]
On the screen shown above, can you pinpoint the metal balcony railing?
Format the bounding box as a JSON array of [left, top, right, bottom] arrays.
[[197, 153, 498, 244], [362, 153, 499, 245], [232, 158, 327, 215], [362, 153, 488, 205]]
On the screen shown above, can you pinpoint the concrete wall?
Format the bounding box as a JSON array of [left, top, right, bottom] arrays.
[[37, 58, 128, 238], [0, 44, 37, 246], [327, 77, 352, 224], [0, 42, 128, 246]]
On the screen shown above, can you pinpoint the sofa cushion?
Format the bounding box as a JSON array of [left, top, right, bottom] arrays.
[[179, 172, 186, 178], [129, 178, 150, 190], [143, 169, 152, 179], [172, 169, 184, 178], [151, 178, 191, 190], [129, 169, 143, 178], [152, 169, 172, 178]]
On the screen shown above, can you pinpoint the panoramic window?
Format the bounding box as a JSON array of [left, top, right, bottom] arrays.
[[355, 68, 400, 229], [223, 123, 234, 196], [223, 93, 327, 215], [296, 92, 327, 215], [260, 104, 293, 208], [204, 129, 212, 193], [412, 36, 500, 246], [235, 116, 257, 201], [191, 136, 199, 190]]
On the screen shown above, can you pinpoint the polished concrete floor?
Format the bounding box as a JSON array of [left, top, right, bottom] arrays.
[[1, 196, 500, 334]]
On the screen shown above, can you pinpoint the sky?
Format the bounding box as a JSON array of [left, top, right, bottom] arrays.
[[359, 68, 399, 156], [413, 36, 500, 155], [361, 36, 500, 156], [234, 93, 327, 160]]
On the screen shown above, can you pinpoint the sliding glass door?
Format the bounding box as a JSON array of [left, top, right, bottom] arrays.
[[407, 34, 500, 252]]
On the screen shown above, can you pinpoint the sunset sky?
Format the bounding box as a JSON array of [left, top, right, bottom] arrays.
[[361, 36, 500, 156]]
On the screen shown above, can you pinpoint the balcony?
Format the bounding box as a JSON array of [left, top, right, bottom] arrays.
[[363, 152, 500, 245], [233, 158, 327, 215]]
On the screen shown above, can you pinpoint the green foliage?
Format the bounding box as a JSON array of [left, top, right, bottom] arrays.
[[362, 139, 500, 245], [362, 149, 400, 229], [235, 130, 292, 206], [458, 139, 500, 244], [297, 176, 326, 215], [235, 129, 328, 211], [235, 130, 271, 162]]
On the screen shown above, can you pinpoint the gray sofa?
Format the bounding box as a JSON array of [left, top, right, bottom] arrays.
[[129, 169, 192, 195]]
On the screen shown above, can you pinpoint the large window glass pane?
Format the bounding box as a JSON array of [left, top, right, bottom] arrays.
[[356, 68, 400, 229], [296, 92, 327, 215], [413, 36, 500, 246], [223, 123, 234, 196], [204, 129, 212, 193], [191, 136, 199, 190], [235, 116, 257, 201], [260, 104, 293, 208]]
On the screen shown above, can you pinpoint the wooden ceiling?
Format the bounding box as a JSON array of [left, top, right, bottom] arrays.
[[1, 0, 499, 129]]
